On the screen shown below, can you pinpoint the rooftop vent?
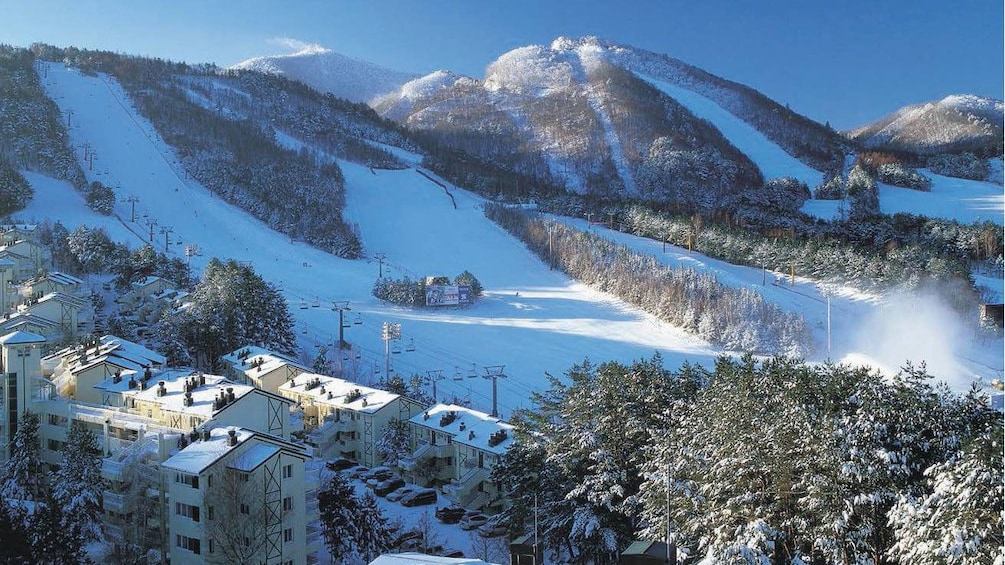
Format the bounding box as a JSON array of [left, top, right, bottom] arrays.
[[227, 429, 238, 447]]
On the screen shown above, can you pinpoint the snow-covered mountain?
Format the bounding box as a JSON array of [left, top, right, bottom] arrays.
[[373, 36, 847, 201], [231, 44, 418, 105], [847, 94, 1004, 156]]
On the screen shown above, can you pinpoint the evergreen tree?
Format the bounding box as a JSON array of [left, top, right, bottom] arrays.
[[163, 258, 295, 371], [318, 471, 361, 560], [0, 411, 44, 503], [52, 421, 105, 558], [85, 180, 115, 215], [318, 471, 393, 562], [354, 492, 393, 561], [888, 418, 1004, 565], [374, 418, 411, 467], [0, 500, 32, 564]]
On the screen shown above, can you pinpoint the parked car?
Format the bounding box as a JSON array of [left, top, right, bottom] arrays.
[[373, 477, 406, 497], [458, 512, 489, 530], [400, 487, 438, 507], [478, 514, 509, 538], [362, 466, 394, 482], [438, 548, 465, 558], [386, 485, 419, 502], [391, 529, 423, 551], [342, 465, 370, 480], [435, 505, 467, 524], [325, 457, 355, 472]]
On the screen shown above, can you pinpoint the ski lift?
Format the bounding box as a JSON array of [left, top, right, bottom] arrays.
[[373, 363, 380, 374], [299, 299, 308, 310], [405, 338, 415, 353], [301, 328, 307, 335], [312, 296, 320, 308], [354, 351, 361, 360], [353, 313, 362, 325], [391, 341, 402, 355], [342, 352, 350, 362]]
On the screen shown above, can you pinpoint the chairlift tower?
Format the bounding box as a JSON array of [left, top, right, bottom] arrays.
[[145, 218, 158, 243], [332, 301, 351, 349], [482, 365, 507, 418], [426, 369, 444, 402]]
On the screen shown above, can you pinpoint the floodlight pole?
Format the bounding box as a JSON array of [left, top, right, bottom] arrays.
[[381, 321, 401, 379]]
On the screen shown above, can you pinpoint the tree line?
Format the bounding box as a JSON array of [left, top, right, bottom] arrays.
[[484, 203, 812, 356], [492, 354, 1001, 565]]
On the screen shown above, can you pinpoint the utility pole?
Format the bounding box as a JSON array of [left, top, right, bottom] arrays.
[[548, 226, 554, 270], [332, 301, 351, 349], [159, 226, 173, 253], [426, 369, 444, 402], [145, 218, 158, 243], [123, 195, 139, 222], [374, 253, 387, 278], [381, 322, 401, 380], [66, 109, 73, 128], [482, 365, 507, 418], [826, 291, 832, 359]]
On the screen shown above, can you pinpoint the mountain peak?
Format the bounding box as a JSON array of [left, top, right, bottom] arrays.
[[231, 45, 418, 105]]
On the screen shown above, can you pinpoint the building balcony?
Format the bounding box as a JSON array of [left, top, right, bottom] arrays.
[[442, 466, 486, 501], [400, 441, 451, 471]]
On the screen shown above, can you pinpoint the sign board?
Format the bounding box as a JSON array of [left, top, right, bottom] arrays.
[[426, 285, 473, 306]]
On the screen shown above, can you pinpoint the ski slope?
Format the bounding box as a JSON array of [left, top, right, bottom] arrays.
[[23, 64, 1004, 417], [31, 63, 725, 418], [640, 74, 824, 187]]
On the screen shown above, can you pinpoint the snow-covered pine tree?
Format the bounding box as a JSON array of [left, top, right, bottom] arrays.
[[374, 418, 411, 467], [319, 471, 363, 560], [0, 411, 44, 505], [353, 491, 393, 561], [51, 421, 104, 562], [888, 418, 1004, 565]]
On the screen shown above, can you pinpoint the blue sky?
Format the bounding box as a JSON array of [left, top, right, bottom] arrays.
[[2, 0, 1001, 129]]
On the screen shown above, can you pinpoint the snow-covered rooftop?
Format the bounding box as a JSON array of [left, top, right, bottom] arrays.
[[0, 330, 47, 345], [221, 345, 307, 378], [279, 372, 400, 414], [451, 417, 515, 456], [25, 271, 84, 287], [409, 404, 511, 454], [161, 426, 253, 474], [229, 442, 281, 472], [58, 335, 167, 373], [133, 370, 253, 418]]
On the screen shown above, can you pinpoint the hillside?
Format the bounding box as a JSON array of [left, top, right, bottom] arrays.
[[17, 61, 1002, 415], [847, 94, 1004, 157], [231, 44, 419, 105]]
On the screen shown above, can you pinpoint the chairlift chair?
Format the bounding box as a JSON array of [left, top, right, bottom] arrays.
[[312, 297, 320, 308], [405, 338, 415, 352], [299, 299, 308, 310], [353, 313, 363, 325], [391, 341, 402, 355]]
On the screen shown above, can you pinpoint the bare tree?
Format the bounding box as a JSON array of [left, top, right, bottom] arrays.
[[202, 468, 270, 565]]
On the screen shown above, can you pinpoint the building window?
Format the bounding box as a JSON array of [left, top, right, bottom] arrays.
[[175, 502, 200, 522], [46, 438, 64, 452], [240, 503, 250, 515], [176, 535, 201, 555], [283, 528, 293, 543], [175, 472, 199, 489], [282, 496, 293, 512], [207, 506, 214, 521], [282, 464, 293, 479]]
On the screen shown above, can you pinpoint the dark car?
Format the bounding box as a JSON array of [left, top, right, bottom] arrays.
[[434, 505, 467, 524], [325, 457, 355, 472], [373, 477, 406, 497], [400, 487, 438, 507]]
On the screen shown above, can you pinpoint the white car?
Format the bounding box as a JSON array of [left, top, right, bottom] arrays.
[[386, 485, 419, 502]]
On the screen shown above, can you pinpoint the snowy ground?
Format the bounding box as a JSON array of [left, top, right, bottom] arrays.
[[22, 62, 1004, 564]]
